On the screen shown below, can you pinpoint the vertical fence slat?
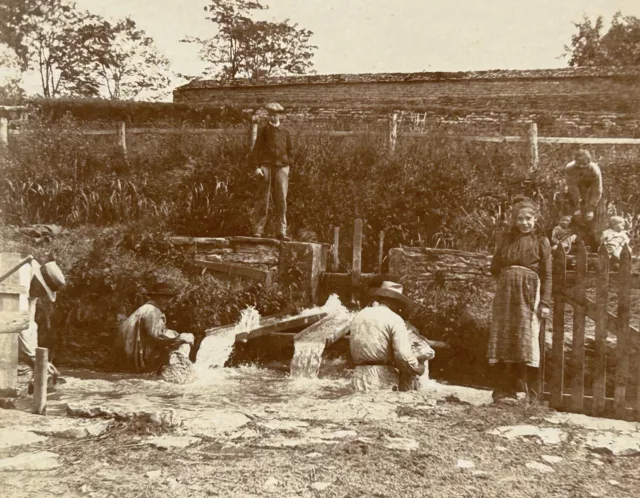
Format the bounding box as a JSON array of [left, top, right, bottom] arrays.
[[528, 122, 539, 170], [592, 244, 610, 415], [351, 219, 363, 304], [118, 121, 127, 157], [550, 245, 566, 409], [615, 245, 631, 419], [377, 230, 385, 274], [389, 113, 398, 152], [570, 242, 588, 413], [331, 226, 340, 272]]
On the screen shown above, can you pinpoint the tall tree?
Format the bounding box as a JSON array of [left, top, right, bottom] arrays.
[[0, 0, 112, 97], [182, 0, 316, 81], [95, 17, 173, 101], [564, 12, 640, 67], [0, 44, 25, 102]]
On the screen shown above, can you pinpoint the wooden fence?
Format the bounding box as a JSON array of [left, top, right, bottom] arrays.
[[544, 242, 639, 421], [3, 115, 640, 169]]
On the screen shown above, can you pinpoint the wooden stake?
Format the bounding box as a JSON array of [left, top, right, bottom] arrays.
[[528, 122, 539, 170], [351, 219, 363, 303], [0, 117, 8, 147], [570, 241, 587, 413], [118, 121, 127, 157], [592, 244, 609, 415], [389, 113, 398, 152], [538, 317, 547, 401], [33, 347, 48, 415], [615, 245, 631, 418], [331, 226, 340, 272], [377, 230, 385, 274]]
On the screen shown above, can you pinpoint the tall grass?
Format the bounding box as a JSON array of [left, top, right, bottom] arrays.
[[3, 116, 640, 269]]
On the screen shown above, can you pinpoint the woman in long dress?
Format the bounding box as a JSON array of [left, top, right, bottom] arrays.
[[488, 200, 552, 400]]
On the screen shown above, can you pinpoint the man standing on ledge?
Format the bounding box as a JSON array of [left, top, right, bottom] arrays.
[[249, 102, 293, 241]]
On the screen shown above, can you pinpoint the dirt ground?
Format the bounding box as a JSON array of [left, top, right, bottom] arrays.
[[1, 364, 640, 498]]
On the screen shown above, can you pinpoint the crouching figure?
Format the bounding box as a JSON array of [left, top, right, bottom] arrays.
[[349, 281, 432, 392], [116, 282, 195, 383]]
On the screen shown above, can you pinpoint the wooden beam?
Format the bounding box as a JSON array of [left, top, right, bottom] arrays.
[[550, 245, 566, 410], [331, 226, 339, 272], [562, 293, 640, 338], [378, 230, 385, 274], [543, 392, 637, 420], [205, 311, 328, 343]]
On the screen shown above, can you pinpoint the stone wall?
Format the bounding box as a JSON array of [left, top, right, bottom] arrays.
[[174, 67, 640, 137], [170, 237, 329, 306]]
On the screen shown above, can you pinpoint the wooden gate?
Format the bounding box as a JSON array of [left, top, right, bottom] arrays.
[[542, 242, 638, 420]]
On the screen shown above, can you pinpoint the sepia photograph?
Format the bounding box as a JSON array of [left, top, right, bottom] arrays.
[[1, 0, 639, 496]]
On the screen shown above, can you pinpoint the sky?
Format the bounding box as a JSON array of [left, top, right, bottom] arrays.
[[9, 0, 640, 97]]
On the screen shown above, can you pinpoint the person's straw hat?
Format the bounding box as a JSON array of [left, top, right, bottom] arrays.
[[29, 260, 66, 302], [369, 281, 414, 310], [146, 281, 178, 297], [265, 102, 285, 114]]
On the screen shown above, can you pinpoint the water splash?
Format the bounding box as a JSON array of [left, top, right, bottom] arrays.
[[195, 306, 262, 379], [290, 296, 353, 379]]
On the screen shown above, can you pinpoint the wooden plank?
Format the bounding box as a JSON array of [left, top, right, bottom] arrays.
[[538, 317, 547, 401], [592, 244, 609, 415], [331, 227, 339, 272], [194, 259, 271, 283], [570, 242, 588, 413], [550, 245, 566, 410], [615, 245, 632, 418], [204, 311, 328, 343], [351, 219, 363, 303], [378, 230, 385, 274], [543, 393, 637, 420], [564, 270, 640, 290], [562, 293, 640, 338], [323, 272, 395, 288]]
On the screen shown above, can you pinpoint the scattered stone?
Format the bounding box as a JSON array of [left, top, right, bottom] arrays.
[[525, 461, 555, 473], [0, 451, 61, 471], [381, 436, 419, 451], [182, 409, 250, 434], [148, 436, 201, 450], [320, 430, 357, 440], [608, 480, 620, 486], [0, 429, 48, 449], [544, 413, 640, 433], [67, 404, 180, 428], [541, 455, 563, 464], [496, 446, 508, 452], [0, 398, 17, 410], [585, 433, 640, 457], [489, 425, 567, 445], [306, 452, 323, 458], [472, 470, 489, 478], [456, 459, 475, 469], [258, 420, 310, 431], [592, 461, 605, 467], [310, 482, 332, 491], [263, 477, 279, 490], [145, 470, 162, 479]]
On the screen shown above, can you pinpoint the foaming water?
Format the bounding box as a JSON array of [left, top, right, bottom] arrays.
[[195, 306, 261, 377]]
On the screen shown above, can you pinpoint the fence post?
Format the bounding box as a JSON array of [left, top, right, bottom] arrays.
[[331, 226, 340, 272], [377, 230, 385, 274], [389, 113, 398, 152], [570, 242, 587, 413], [351, 219, 363, 304], [615, 245, 631, 418], [249, 114, 259, 152], [0, 117, 8, 148], [550, 245, 566, 409], [528, 122, 539, 170], [33, 347, 48, 415], [118, 121, 127, 158]]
